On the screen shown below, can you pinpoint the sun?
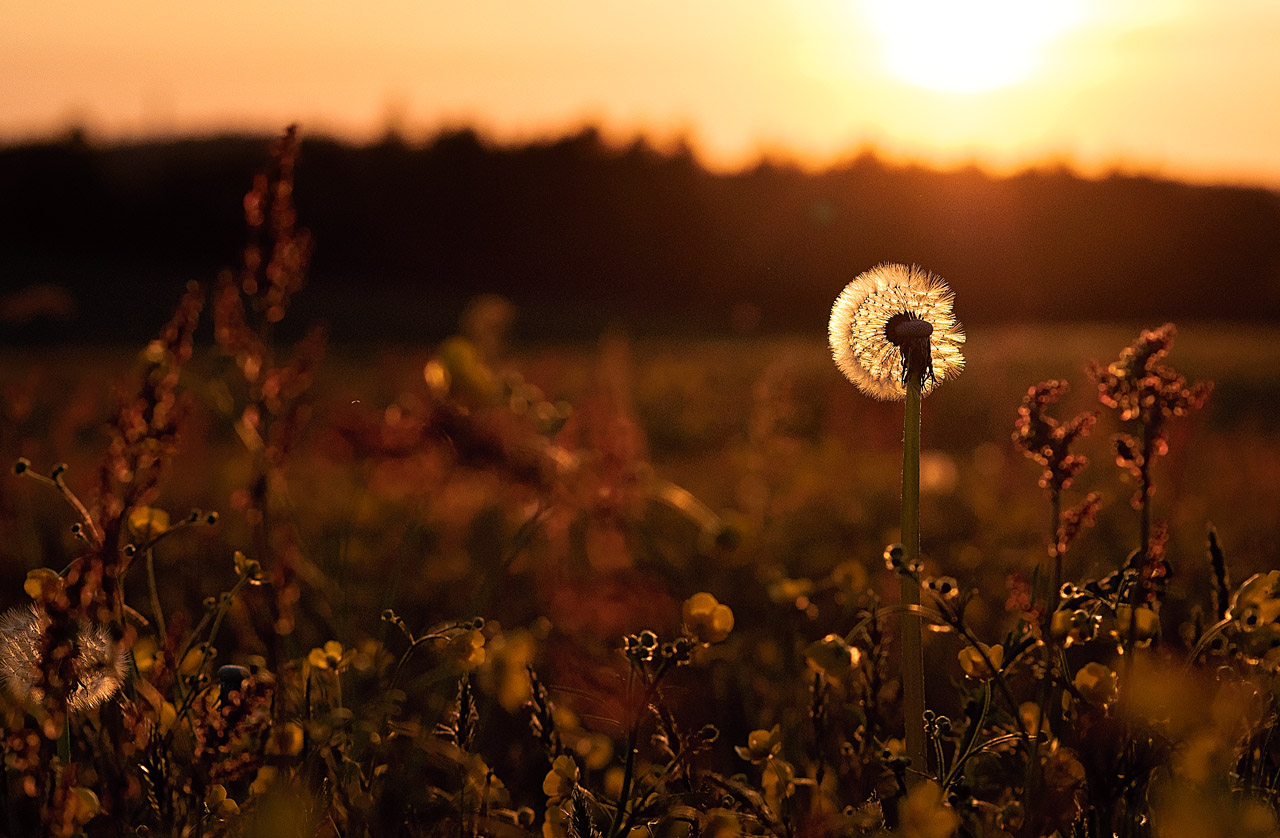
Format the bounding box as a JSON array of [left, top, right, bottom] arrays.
[[861, 0, 1084, 94]]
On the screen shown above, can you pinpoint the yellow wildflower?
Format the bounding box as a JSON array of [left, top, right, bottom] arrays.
[[24, 568, 63, 600], [266, 722, 305, 756], [1051, 609, 1095, 645], [702, 809, 743, 838], [178, 646, 208, 677], [830, 560, 869, 593], [1042, 748, 1086, 790], [1073, 662, 1117, 707], [249, 766, 278, 797], [735, 725, 783, 764], [542, 754, 580, 799], [882, 738, 906, 760], [1112, 605, 1160, 642], [1175, 731, 1229, 784], [233, 551, 265, 585], [127, 506, 170, 541], [767, 578, 814, 607], [761, 757, 795, 808], [897, 780, 960, 838], [958, 643, 1003, 680], [1019, 702, 1049, 738], [66, 787, 101, 826], [205, 785, 240, 820], [573, 733, 614, 771], [543, 799, 570, 838], [1232, 570, 1280, 611], [447, 629, 487, 670], [157, 701, 177, 736], [682, 592, 734, 643], [805, 634, 861, 685], [430, 336, 501, 405], [308, 640, 350, 671]]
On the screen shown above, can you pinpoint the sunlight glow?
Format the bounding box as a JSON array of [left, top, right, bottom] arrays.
[[861, 0, 1085, 93]]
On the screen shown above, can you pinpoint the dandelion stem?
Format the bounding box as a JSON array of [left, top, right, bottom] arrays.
[[901, 370, 928, 779]]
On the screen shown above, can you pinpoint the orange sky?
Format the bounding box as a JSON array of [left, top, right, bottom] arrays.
[[4, 0, 1280, 187]]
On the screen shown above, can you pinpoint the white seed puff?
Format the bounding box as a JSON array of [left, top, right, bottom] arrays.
[[0, 603, 128, 712], [829, 263, 966, 400]]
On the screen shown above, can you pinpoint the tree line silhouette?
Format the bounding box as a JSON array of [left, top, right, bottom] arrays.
[[2, 127, 1278, 343]]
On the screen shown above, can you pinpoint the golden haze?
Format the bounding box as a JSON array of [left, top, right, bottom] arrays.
[[2, 0, 1278, 187]]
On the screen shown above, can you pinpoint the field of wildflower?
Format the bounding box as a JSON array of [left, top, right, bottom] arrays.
[[3, 129, 1280, 838]]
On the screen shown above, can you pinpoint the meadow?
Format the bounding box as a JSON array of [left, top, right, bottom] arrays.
[[2, 131, 1279, 837]]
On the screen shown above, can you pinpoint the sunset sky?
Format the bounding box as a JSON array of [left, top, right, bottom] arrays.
[[5, 0, 1280, 187]]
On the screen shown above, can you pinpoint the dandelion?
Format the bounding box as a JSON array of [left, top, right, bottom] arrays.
[[829, 263, 964, 778], [0, 606, 45, 701], [828, 263, 964, 401], [0, 604, 128, 712]]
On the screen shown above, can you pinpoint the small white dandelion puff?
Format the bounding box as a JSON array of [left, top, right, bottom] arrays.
[[0, 604, 127, 712], [0, 604, 46, 703], [828, 263, 965, 400]]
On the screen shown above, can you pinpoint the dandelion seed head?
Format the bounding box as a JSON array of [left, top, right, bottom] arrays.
[[829, 263, 965, 400], [66, 620, 128, 712], [0, 604, 47, 702], [0, 604, 127, 713]]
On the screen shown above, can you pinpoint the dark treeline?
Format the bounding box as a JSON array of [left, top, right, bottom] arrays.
[[2, 127, 1279, 343]]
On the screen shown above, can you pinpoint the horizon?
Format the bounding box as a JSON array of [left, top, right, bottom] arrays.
[[8, 121, 1279, 195], [6, 1, 1280, 190]]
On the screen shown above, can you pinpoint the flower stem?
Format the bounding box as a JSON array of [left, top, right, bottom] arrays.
[[901, 371, 928, 779]]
